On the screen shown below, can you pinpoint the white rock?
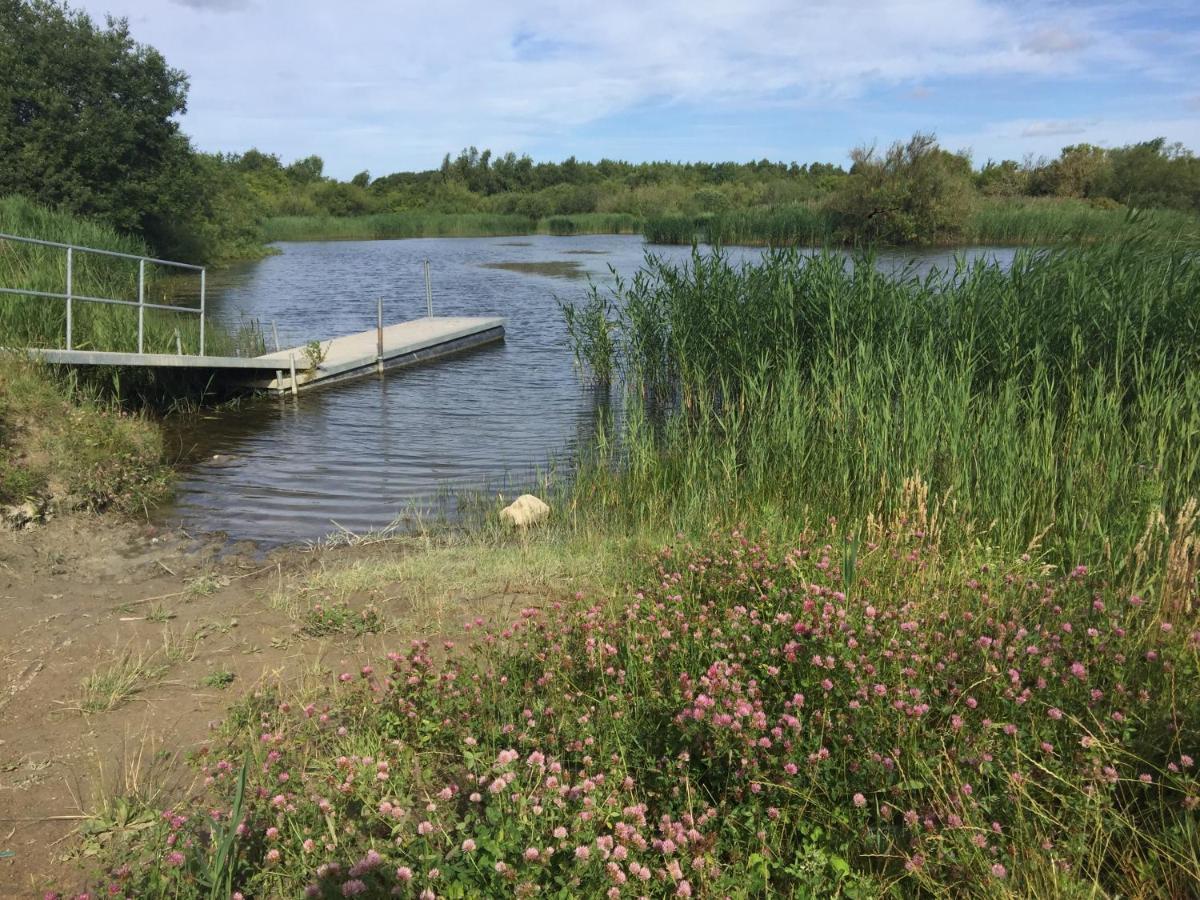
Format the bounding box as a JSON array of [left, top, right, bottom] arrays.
[[500, 494, 550, 528]]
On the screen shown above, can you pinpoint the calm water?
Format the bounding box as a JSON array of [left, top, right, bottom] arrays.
[[161, 236, 1017, 545]]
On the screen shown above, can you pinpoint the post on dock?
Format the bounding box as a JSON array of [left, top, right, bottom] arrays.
[[174, 328, 182, 355], [424, 259, 432, 317], [199, 268, 206, 356], [288, 353, 299, 397], [137, 259, 145, 354], [64, 247, 73, 350], [271, 321, 281, 352], [376, 296, 384, 373]]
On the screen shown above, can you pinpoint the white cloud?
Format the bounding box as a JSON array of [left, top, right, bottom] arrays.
[[1020, 118, 1101, 137], [72, 0, 1192, 175], [944, 115, 1200, 162]]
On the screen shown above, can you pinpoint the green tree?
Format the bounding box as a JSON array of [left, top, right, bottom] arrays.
[[0, 0, 189, 247], [827, 133, 975, 243]]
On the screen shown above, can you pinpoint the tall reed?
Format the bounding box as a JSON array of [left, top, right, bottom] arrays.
[[561, 244, 1200, 582]]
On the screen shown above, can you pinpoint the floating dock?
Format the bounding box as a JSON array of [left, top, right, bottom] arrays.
[[256, 316, 505, 393], [25, 316, 505, 395]]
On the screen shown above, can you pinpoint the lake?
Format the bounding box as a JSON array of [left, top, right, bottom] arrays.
[[161, 235, 1017, 545]]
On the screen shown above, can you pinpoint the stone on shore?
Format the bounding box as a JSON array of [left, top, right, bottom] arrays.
[[500, 494, 550, 528]]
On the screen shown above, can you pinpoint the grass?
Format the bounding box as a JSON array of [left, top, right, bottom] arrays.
[[77, 650, 168, 713], [0, 355, 169, 510], [200, 670, 236, 690], [262, 211, 643, 242]]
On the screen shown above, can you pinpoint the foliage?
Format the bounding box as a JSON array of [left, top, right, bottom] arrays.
[[826, 133, 975, 244], [57, 525, 1200, 898], [0, 0, 188, 242]]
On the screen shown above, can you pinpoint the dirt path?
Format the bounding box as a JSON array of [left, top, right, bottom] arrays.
[[0, 515, 529, 897]]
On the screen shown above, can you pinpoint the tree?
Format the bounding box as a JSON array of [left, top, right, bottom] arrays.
[[0, 0, 190, 246], [827, 133, 975, 243]]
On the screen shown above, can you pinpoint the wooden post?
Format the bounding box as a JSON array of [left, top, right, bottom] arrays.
[[288, 353, 299, 396], [376, 296, 384, 373]]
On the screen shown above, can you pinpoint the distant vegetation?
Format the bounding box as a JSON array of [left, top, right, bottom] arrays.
[[4, 4, 1200, 260]]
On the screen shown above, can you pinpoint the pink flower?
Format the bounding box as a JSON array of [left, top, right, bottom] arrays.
[[396, 867, 413, 882], [991, 863, 1007, 879], [461, 839, 477, 852], [852, 793, 866, 808], [164, 851, 185, 867], [575, 845, 591, 861], [341, 880, 367, 897]]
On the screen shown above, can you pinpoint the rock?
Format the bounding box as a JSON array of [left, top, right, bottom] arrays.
[[2, 498, 47, 530], [500, 494, 550, 528]]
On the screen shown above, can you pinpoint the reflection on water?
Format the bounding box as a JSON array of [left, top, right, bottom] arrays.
[[162, 236, 1017, 545]]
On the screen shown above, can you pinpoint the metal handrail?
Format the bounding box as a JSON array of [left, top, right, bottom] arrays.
[[0, 231, 206, 354]]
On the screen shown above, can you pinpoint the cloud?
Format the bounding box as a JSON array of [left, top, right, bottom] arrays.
[[1020, 119, 1100, 138], [1020, 27, 1092, 56], [168, 0, 249, 9], [73, 0, 1198, 175]]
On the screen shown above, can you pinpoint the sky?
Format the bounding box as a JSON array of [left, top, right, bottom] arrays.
[[76, 0, 1200, 180]]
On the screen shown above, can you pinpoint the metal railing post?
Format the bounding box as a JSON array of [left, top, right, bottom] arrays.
[[424, 259, 432, 317], [199, 267, 206, 356], [65, 247, 73, 350], [377, 296, 384, 372], [137, 258, 145, 354]]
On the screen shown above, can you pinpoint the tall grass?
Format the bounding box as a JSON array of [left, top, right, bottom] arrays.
[[262, 212, 539, 242], [968, 197, 1200, 246], [263, 211, 642, 242], [561, 243, 1200, 582], [0, 196, 261, 357]]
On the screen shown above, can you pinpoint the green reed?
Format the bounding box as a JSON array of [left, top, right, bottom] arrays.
[[561, 243, 1200, 580]]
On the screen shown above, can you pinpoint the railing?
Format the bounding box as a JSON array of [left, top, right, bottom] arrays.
[[0, 231, 207, 355]]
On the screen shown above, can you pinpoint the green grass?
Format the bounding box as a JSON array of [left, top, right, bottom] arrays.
[[262, 211, 643, 242], [967, 197, 1200, 246]]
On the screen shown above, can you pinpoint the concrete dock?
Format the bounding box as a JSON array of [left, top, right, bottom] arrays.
[[23, 316, 505, 394]]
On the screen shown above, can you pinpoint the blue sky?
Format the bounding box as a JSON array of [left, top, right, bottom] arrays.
[[78, 0, 1200, 179]]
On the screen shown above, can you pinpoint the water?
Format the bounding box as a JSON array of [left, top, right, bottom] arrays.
[[161, 235, 1017, 545]]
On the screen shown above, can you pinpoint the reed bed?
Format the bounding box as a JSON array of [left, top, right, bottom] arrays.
[[562, 243, 1200, 582]]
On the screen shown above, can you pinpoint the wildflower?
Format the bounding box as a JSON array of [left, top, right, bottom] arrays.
[[461, 839, 477, 852], [396, 867, 413, 882], [575, 845, 591, 861], [852, 793, 866, 808], [341, 881, 367, 897], [165, 851, 185, 867], [524, 847, 540, 862], [991, 864, 1007, 879]]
